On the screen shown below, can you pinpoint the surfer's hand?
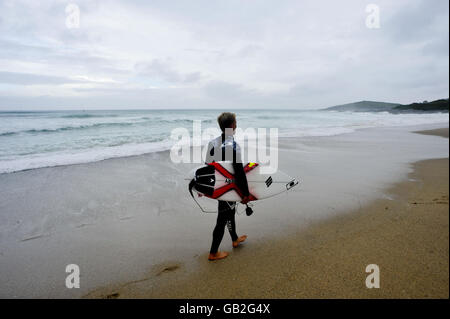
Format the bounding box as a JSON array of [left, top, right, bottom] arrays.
[[241, 196, 250, 204]]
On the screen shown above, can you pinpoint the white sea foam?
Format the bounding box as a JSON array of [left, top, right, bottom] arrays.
[[0, 140, 176, 173], [0, 109, 448, 174]]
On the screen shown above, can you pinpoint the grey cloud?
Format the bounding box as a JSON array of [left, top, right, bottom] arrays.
[[204, 81, 256, 100], [384, 0, 449, 44], [235, 44, 264, 58], [0, 71, 80, 85], [0, 87, 205, 110], [135, 59, 203, 83], [421, 38, 449, 57], [0, 40, 51, 58], [184, 72, 202, 83], [183, 48, 223, 55], [0, 38, 128, 77]]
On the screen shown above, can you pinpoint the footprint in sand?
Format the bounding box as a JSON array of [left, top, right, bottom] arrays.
[[157, 265, 180, 276], [152, 262, 182, 277]]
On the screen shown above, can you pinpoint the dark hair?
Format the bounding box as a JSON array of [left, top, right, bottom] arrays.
[[217, 112, 236, 132]]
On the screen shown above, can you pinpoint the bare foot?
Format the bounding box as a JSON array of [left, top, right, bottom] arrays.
[[233, 235, 247, 248], [208, 251, 229, 261]]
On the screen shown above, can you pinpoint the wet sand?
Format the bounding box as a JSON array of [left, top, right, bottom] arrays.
[[86, 128, 449, 299], [414, 128, 449, 138]]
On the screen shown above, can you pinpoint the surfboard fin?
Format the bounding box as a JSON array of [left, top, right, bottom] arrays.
[[245, 204, 254, 216], [188, 179, 217, 213]]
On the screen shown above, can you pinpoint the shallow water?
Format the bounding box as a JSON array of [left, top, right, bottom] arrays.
[[0, 109, 447, 173]]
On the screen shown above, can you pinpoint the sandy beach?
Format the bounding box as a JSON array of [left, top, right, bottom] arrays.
[[84, 127, 448, 299], [414, 128, 449, 138], [105, 159, 448, 299], [1, 124, 448, 298]]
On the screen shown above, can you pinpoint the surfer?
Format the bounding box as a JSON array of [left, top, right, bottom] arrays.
[[205, 112, 250, 261]]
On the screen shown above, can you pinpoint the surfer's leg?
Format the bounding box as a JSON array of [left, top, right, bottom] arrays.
[[225, 202, 247, 248], [209, 201, 228, 254], [226, 204, 239, 242]]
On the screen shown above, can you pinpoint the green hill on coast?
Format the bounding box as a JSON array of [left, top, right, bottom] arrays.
[[323, 99, 449, 113]]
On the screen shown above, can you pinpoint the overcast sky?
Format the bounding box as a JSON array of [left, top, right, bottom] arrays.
[[0, 0, 448, 110]]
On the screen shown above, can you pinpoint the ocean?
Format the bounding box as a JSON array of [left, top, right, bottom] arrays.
[[0, 109, 448, 174]]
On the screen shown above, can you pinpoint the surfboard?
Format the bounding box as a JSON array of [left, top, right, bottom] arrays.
[[188, 161, 299, 202]]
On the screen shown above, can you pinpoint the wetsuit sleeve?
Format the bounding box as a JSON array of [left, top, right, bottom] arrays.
[[232, 142, 250, 197], [205, 141, 214, 164]]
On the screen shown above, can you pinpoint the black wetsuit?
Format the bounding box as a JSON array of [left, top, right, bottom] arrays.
[[206, 134, 249, 254]]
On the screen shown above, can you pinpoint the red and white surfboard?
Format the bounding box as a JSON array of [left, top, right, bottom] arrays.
[[188, 161, 299, 202]]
